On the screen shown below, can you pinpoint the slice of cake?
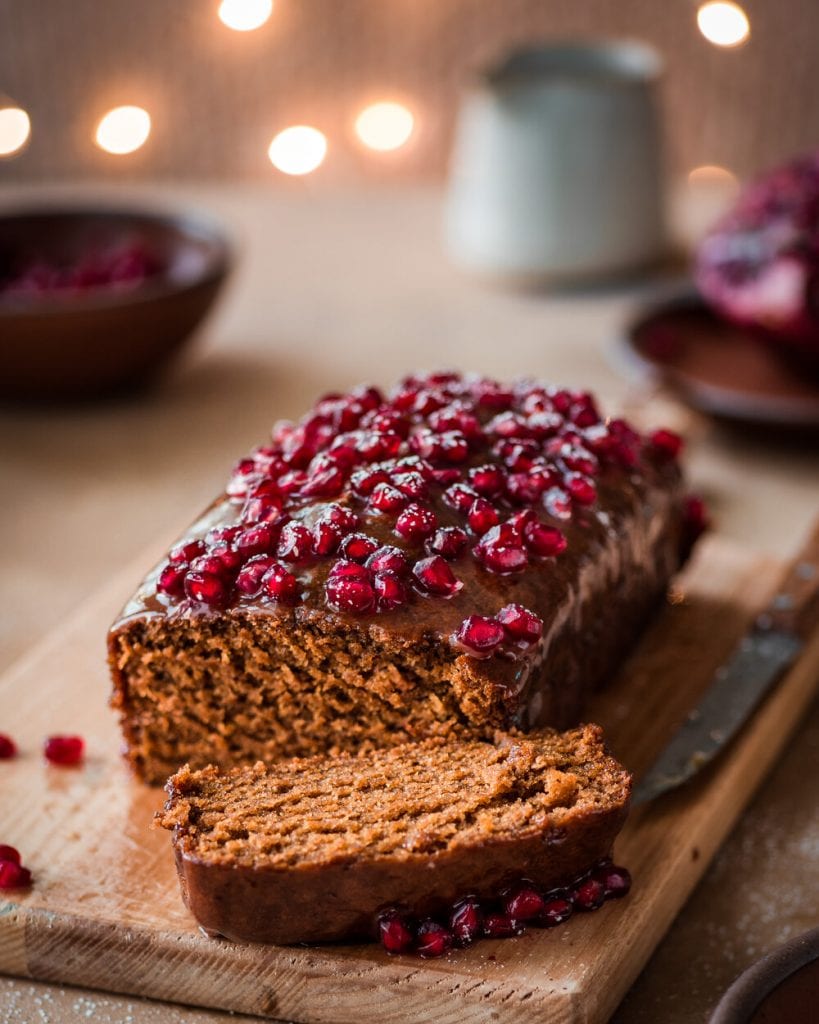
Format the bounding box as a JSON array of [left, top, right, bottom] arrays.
[[110, 372, 687, 784], [157, 725, 631, 946]]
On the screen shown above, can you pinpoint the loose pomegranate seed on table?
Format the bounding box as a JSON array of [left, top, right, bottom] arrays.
[[44, 734, 85, 766], [0, 845, 21, 865], [0, 733, 17, 759], [0, 861, 32, 889]]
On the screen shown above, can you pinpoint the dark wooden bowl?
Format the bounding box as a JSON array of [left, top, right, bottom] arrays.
[[0, 207, 232, 401]]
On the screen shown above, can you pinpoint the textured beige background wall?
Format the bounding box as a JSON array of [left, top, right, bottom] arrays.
[[1, 0, 818, 183]]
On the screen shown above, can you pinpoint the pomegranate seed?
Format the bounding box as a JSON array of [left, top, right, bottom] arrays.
[[0, 735, 16, 759], [368, 483, 407, 514], [262, 563, 299, 604], [650, 428, 683, 460], [277, 522, 314, 563], [594, 863, 632, 898], [236, 555, 277, 595], [412, 556, 463, 597], [351, 467, 391, 497], [0, 861, 32, 889], [473, 381, 513, 410], [236, 523, 277, 557], [454, 615, 505, 656], [241, 495, 284, 524], [496, 604, 543, 646], [318, 504, 359, 533], [188, 554, 231, 578], [326, 574, 375, 614], [544, 487, 573, 520], [488, 411, 529, 439], [467, 498, 499, 536], [504, 886, 545, 922], [429, 467, 462, 486], [683, 495, 710, 541], [0, 845, 21, 864], [339, 533, 380, 562], [483, 913, 521, 939], [366, 545, 408, 575], [571, 877, 605, 911], [184, 571, 228, 607], [378, 910, 415, 954], [312, 520, 344, 556], [205, 525, 241, 546], [443, 483, 478, 514], [392, 471, 429, 501], [540, 897, 573, 927], [524, 520, 567, 557], [474, 524, 529, 574], [44, 735, 84, 766], [468, 464, 505, 498], [208, 541, 243, 572], [395, 504, 437, 542], [169, 539, 205, 564], [300, 465, 345, 498], [426, 527, 468, 559], [373, 571, 408, 611], [328, 559, 370, 581], [415, 920, 453, 958], [438, 431, 469, 463], [565, 474, 597, 506], [157, 561, 187, 597], [449, 898, 484, 946]]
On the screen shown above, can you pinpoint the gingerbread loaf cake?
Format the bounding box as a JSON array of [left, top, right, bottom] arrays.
[[157, 725, 632, 945], [110, 372, 688, 784]]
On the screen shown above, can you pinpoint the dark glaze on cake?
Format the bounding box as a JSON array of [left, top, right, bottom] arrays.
[[109, 373, 686, 784], [157, 726, 631, 945]]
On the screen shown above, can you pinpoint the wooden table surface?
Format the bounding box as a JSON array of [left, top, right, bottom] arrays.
[[1, 181, 817, 1023]]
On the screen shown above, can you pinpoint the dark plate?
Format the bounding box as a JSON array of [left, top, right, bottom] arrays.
[[0, 206, 232, 402], [616, 285, 819, 430], [709, 927, 819, 1024]]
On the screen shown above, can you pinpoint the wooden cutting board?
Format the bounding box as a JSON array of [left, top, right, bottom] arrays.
[[1, 535, 817, 1024]]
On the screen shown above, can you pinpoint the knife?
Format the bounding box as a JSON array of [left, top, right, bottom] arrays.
[[632, 519, 819, 805]]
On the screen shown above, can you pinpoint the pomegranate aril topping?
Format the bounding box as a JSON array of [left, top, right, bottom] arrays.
[[571, 877, 606, 911], [209, 541, 243, 572], [236, 555, 277, 595], [236, 523, 277, 557], [0, 734, 16, 759], [650, 428, 683, 460], [395, 503, 437, 542], [373, 571, 408, 611], [565, 474, 597, 506], [44, 734, 84, 766], [0, 845, 21, 865], [351, 467, 390, 497], [169, 539, 206, 564], [366, 545, 408, 575], [339, 533, 380, 562], [454, 615, 505, 655], [300, 465, 345, 498], [157, 561, 187, 597], [368, 483, 407, 514], [378, 910, 415, 954], [415, 920, 453, 958], [483, 913, 521, 939], [319, 504, 359, 533], [312, 520, 344, 556], [188, 554, 231, 578], [594, 863, 632, 898], [392, 471, 428, 500], [0, 861, 32, 889], [184, 571, 228, 607], [276, 522, 314, 563], [449, 898, 484, 946], [328, 559, 370, 581], [326, 574, 375, 614], [523, 520, 567, 557], [426, 526, 468, 560], [468, 464, 505, 498], [443, 483, 478, 514], [413, 556, 463, 597], [467, 498, 499, 536], [241, 495, 283, 524], [475, 524, 529, 574], [504, 886, 546, 922], [544, 487, 573, 520], [540, 897, 573, 927], [496, 603, 543, 646], [263, 563, 299, 604]]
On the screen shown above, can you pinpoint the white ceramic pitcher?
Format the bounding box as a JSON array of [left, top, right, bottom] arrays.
[[445, 41, 666, 283]]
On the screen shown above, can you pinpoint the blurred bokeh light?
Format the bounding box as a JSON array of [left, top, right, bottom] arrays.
[[0, 107, 31, 157], [95, 105, 151, 155], [218, 0, 273, 32], [697, 2, 750, 48], [355, 102, 415, 152], [268, 125, 327, 175]]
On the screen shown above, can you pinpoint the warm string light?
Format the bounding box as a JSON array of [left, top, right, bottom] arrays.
[[0, 107, 31, 157], [355, 101, 414, 152], [697, 2, 750, 47], [268, 125, 327, 175], [95, 106, 151, 155], [218, 0, 273, 32]]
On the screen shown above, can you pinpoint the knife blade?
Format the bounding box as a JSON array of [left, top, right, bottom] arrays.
[[632, 519, 819, 805]]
